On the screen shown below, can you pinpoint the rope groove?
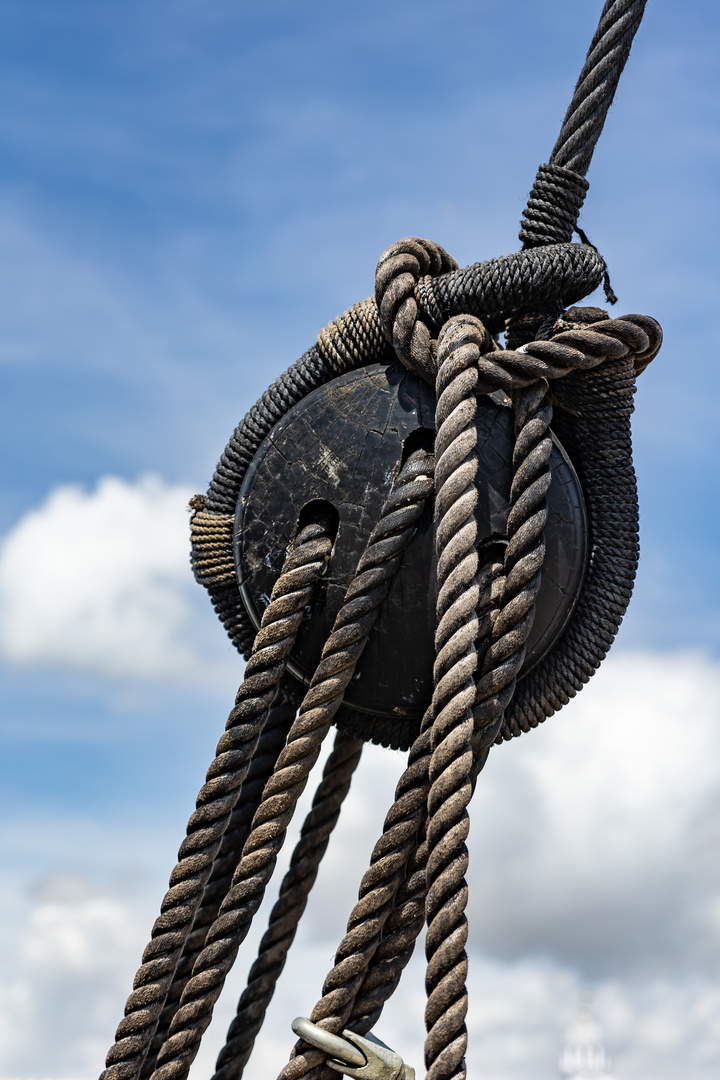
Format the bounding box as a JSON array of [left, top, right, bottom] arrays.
[[422, 316, 485, 1080]]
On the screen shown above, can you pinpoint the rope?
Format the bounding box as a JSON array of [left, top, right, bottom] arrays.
[[103, 4, 660, 1079], [193, 242, 606, 666], [147, 449, 435, 1080], [101, 523, 333, 1080], [213, 730, 364, 1080], [140, 700, 297, 1080], [499, 309, 660, 739], [519, 0, 648, 247]]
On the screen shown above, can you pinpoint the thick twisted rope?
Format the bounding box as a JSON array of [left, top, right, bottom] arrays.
[[344, 564, 502, 1039], [103, 5, 661, 1079], [101, 524, 333, 1080], [500, 307, 660, 738], [140, 700, 297, 1080], [193, 240, 606, 663], [268, 306, 660, 1080], [213, 730, 364, 1080], [339, 309, 654, 1071], [422, 316, 488, 1080], [147, 449, 435, 1080], [422, 318, 554, 1080]]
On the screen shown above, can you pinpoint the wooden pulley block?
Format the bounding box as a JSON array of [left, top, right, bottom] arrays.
[[235, 360, 588, 748]]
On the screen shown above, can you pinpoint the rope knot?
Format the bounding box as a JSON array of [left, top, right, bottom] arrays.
[[375, 237, 457, 383]]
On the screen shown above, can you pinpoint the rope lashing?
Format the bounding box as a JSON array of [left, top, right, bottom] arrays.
[[102, 3, 661, 1080], [519, 0, 649, 302]]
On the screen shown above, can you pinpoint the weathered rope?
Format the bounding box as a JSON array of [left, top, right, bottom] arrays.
[[285, 584, 504, 1062], [408, 317, 553, 1080], [499, 308, 660, 739], [213, 730, 364, 1080], [101, 523, 333, 1080], [520, 0, 648, 248], [274, 309, 554, 1080], [147, 449, 435, 1080], [140, 699, 297, 1080], [551, 0, 648, 177], [343, 570, 503, 1040], [373, 244, 661, 747], [193, 242, 606, 665]]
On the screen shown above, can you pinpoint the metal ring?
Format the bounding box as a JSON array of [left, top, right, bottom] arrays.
[[291, 1017, 366, 1069]]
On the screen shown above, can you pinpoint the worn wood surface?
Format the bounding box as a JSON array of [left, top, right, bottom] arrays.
[[235, 361, 587, 732]]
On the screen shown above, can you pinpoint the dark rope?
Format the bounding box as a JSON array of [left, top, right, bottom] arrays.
[[213, 730, 364, 1080], [147, 449, 435, 1080], [191, 242, 605, 664], [519, 0, 648, 249], [101, 523, 333, 1080], [278, 299, 660, 1080], [499, 309, 661, 739], [551, 0, 649, 177]]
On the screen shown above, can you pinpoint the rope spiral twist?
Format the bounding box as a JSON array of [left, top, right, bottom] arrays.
[[277, 245, 660, 1080], [422, 315, 487, 1080]]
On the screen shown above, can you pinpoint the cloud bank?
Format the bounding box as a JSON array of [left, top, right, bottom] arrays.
[[0, 475, 236, 683]]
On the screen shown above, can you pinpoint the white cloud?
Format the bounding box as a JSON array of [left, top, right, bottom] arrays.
[[0, 474, 237, 682], [0, 872, 148, 1080], [466, 651, 720, 977]]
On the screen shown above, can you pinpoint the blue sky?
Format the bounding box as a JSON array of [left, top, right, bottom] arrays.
[[1, 2, 720, 1078]]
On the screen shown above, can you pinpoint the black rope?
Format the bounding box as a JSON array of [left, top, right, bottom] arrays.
[[519, 1, 648, 271], [551, 0, 649, 176]]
